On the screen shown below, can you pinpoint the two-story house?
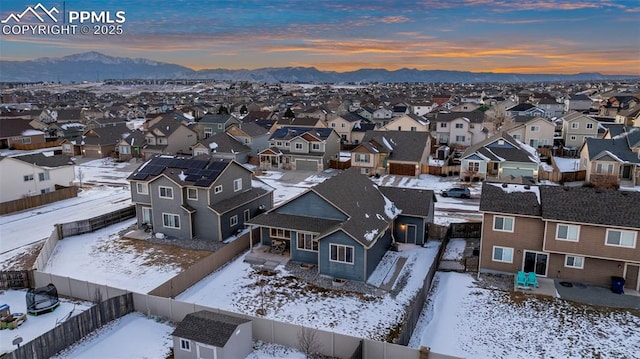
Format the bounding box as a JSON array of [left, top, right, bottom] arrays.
[[351, 130, 431, 176], [246, 167, 436, 282], [579, 127, 640, 186], [0, 152, 75, 203], [143, 117, 198, 159], [371, 107, 393, 127], [432, 111, 487, 147], [561, 111, 599, 149], [380, 113, 429, 132], [192, 132, 251, 163], [258, 127, 340, 171], [0, 119, 46, 149], [128, 156, 273, 241], [193, 114, 241, 140], [479, 183, 640, 292], [534, 98, 565, 119], [506, 117, 555, 149], [327, 112, 370, 144], [506, 103, 546, 118], [564, 94, 593, 113], [225, 122, 270, 157]]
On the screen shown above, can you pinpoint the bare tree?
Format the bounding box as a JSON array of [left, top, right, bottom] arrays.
[[485, 103, 514, 135], [76, 166, 85, 188], [298, 326, 321, 359]]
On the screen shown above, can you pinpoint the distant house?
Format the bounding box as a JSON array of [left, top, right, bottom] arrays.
[[172, 311, 252, 359], [192, 132, 251, 163], [115, 131, 146, 161], [128, 156, 273, 241], [460, 132, 540, 183], [432, 111, 487, 147], [371, 107, 393, 127], [273, 116, 326, 130], [225, 122, 270, 156], [506, 116, 555, 149], [246, 168, 435, 281], [0, 152, 75, 202], [258, 127, 340, 171], [351, 130, 431, 176], [193, 114, 241, 139], [0, 119, 46, 149], [380, 113, 429, 132], [506, 103, 545, 118], [560, 111, 599, 149], [599, 95, 639, 117], [534, 97, 564, 118], [479, 183, 640, 291], [142, 117, 198, 159], [77, 123, 132, 158], [327, 112, 370, 144], [579, 127, 640, 186], [564, 94, 593, 112]]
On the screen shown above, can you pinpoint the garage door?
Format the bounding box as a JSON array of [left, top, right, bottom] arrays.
[[502, 168, 534, 178], [389, 163, 416, 176], [296, 159, 319, 171]]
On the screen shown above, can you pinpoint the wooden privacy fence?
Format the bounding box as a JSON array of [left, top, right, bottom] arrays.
[[5, 293, 134, 359], [56, 205, 135, 239], [449, 222, 482, 238], [11, 140, 61, 151], [329, 159, 351, 170], [427, 165, 461, 177], [0, 270, 31, 289], [0, 185, 78, 215]]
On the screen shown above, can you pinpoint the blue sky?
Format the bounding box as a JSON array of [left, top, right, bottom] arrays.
[[1, 0, 639, 74]]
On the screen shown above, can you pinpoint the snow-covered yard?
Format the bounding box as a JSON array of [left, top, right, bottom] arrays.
[[409, 272, 640, 358], [178, 242, 440, 341], [42, 219, 209, 293], [0, 289, 92, 355], [441, 238, 467, 261], [74, 158, 137, 186], [51, 312, 174, 359]]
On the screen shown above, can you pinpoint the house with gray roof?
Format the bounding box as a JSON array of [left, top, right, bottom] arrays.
[[192, 132, 251, 163], [479, 183, 640, 291], [193, 114, 241, 140], [460, 132, 541, 183], [127, 156, 273, 241], [579, 126, 640, 186], [246, 168, 435, 281], [225, 122, 270, 156], [351, 130, 431, 176], [432, 111, 487, 147], [0, 118, 46, 149], [142, 117, 198, 159], [172, 311, 252, 359], [258, 127, 340, 171]]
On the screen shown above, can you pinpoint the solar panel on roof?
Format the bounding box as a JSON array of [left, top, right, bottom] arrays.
[[132, 173, 147, 180], [145, 165, 165, 176], [194, 178, 214, 187]]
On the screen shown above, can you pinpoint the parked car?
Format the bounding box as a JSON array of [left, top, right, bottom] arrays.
[[440, 187, 471, 198]]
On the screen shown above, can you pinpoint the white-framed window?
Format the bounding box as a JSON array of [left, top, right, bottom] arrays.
[[40, 188, 51, 194], [530, 125, 539, 132], [62, 144, 71, 151], [455, 135, 465, 142], [493, 216, 514, 232], [38, 171, 50, 181], [595, 163, 614, 175], [397, 126, 402, 131], [513, 134, 522, 141], [244, 209, 250, 221], [180, 339, 190, 351], [331, 123, 336, 128], [276, 141, 283, 147], [159, 186, 173, 199], [23, 174, 34, 182], [157, 137, 167, 145], [570, 135, 577, 141], [556, 224, 580, 242], [270, 228, 291, 239], [187, 188, 198, 200], [162, 213, 180, 229], [467, 161, 480, 172], [529, 139, 539, 148], [136, 182, 149, 195], [204, 128, 213, 138], [22, 137, 31, 144], [605, 229, 636, 248], [297, 233, 318, 252], [586, 123, 594, 129], [410, 126, 417, 131], [565, 255, 584, 269], [217, 124, 223, 129], [214, 185, 223, 194], [119, 145, 130, 154], [455, 123, 464, 129], [492, 246, 513, 263], [294, 143, 303, 150], [330, 244, 354, 264], [355, 153, 370, 163], [341, 123, 346, 128], [230, 215, 238, 227], [571, 122, 579, 129], [142, 207, 152, 224], [233, 178, 242, 192], [439, 122, 447, 128], [311, 143, 320, 150]]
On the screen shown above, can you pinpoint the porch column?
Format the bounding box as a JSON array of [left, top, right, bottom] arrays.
[[250, 225, 254, 252]]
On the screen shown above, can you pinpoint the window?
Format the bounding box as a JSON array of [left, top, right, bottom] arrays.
[[276, 141, 283, 147], [492, 246, 513, 263], [529, 139, 539, 148], [341, 123, 346, 128], [294, 143, 303, 150], [217, 124, 223, 129], [142, 207, 152, 224], [565, 255, 584, 269], [40, 188, 51, 194], [38, 172, 50, 181], [244, 209, 250, 221], [312, 143, 320, 150], [270, 228, 291, 239], [493, 216, 514, 232], [214, 185, 223, 194], [23, 174, 34, 182], [455, 123, 464, 129], [512, 134, 521, 140], [162, 213, 180, 228], [595, 163, 614, 175], [439, 122, 447, 128], [63, 144, 71, 151], [233, 178, 242, 192], [136, 182, 148, 195], [605, 229, 636, 248], [331, 123, 336, 128], [586, 123, 594, 129], [187, 188, 197, 200], [455, 135, 466, 142], [22, 137, 31, 144], [355, 153, 370, 163], [204, 128, 213, 138], [230, 215, 238, 227], [570, 135, 577, 141], [571, 122, 579, 129], [467, 161, 480, 172], [397, 126, 402, 131], [157, 137, 167, 145], [180, 339, 190, 352], [159, 186, 173, 199], [556, 224, 580, 241], [530, 125, 539, 132], [330, 244, 354, 264], [297, 233, 318, 251], [410, 126, 417, 131]]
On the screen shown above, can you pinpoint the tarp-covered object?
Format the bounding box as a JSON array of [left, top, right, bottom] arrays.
[[26, 283, 60, 315]]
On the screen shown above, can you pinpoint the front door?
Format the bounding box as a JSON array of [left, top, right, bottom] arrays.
[[621, 165, 632, 180], [624, 264, 640, 291], [405, 224, 416, 244], [523, 251, 548, 276]]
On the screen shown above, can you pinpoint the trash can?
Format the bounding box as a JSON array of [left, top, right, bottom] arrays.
[[611, 276, 625, 294]]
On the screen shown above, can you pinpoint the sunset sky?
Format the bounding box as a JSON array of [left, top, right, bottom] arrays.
[[1, 0, 639, 75]]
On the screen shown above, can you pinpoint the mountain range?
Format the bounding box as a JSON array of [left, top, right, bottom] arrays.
[[1, 51, 637, 84]]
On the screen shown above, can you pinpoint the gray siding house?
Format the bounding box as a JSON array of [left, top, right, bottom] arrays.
[[258, 127, 340, 171], [172, 311, 252, 359], [128, 155, 273, 241], [246, 168, 434, 281]]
